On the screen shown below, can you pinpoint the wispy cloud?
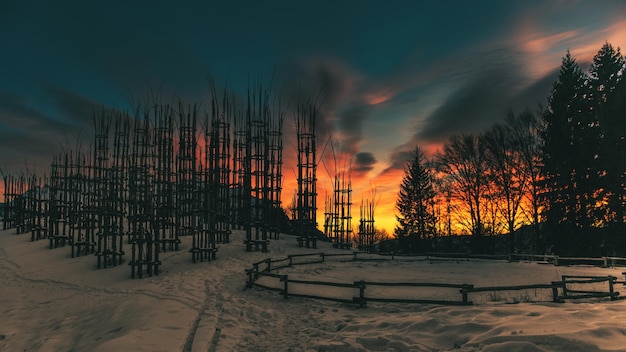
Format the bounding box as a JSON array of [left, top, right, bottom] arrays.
[[43, 84, 111, 128], [0, 91, 73, 173], [353, 152, 376, 174], [0, 85, 125, 176], [277, 57, 385, 181]]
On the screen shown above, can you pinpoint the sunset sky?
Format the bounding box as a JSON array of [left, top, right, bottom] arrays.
[[1, 0, 625, 232]]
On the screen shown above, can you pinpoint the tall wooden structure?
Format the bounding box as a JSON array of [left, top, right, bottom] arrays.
[[295, 103, 318, 248]]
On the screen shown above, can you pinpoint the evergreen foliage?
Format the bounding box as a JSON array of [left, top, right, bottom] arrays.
[[540, 45, 625, 254], [395, 146, 437, 252], [395, 42, 625, 256], [590, 43, 625, 228], [541, 51, 591, 234]]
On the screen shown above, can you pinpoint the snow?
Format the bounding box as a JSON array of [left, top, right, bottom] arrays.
[[2, 228, 626, 351]]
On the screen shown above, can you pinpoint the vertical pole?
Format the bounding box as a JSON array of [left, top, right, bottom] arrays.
[[282, 275, 289, 299], [609, 276, 616, 300], [551, 281, 563, 302], [355, 280, 366, 308]]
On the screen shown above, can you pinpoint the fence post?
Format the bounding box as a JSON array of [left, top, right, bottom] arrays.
[[609, 276, 616, 301], [354, 280, 366, 308], [551, 281, 564, 302], [461, 285, 472, 304], [560, 275, 569, 298], [246, 269, 254, 288], [266, 258, 271, 272], [289, 255, 293, 267], [320, 253, 325, 262], [281, 275, 289, 299]]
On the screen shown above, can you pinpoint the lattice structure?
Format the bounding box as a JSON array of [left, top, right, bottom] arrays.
[[18, 175, 36, 235], [323, 192, 333, 239], [30, 175, 49, 241], [332, 170, 352, 249], [295, 103, 318, 248], [69, 151, 97, 258], [153, 106, 179, 253], [357, 198, 375, 252], [176, 106, 198, 240], [2, 175, 13, 230], [128, 116, 159, 277], [191, 100, 226, 263], [266, 109, 284, 240], [49, 154, 71, 248], [245, 89, 270, 252], [108, 114, 129, 254], [93, 116, 124, 269], [13, 175, 27, 234], [208, 95, 232, 245], [2, 175, 24, 233], [173, 104, 213, 263], [3, 174, 21, 231], [2, 172, 48, 238], [231, 110, 247, 230]]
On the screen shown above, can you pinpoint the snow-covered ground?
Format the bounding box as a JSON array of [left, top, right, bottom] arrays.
[[1, 228, 626, 352]]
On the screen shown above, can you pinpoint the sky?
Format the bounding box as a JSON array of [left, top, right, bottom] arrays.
[[1, 0, 626, 232]]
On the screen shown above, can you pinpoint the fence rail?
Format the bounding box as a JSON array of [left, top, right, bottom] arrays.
[[245, 252, 624, 307]]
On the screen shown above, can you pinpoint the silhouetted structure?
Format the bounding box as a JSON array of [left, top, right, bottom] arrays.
[[331, 170, 352, 249], [93, 115, 124, 269], [357, 198, 375, 252], [244, 88, 270, 252], [295, 103, 318, 248], [152, 106, 178, 252]]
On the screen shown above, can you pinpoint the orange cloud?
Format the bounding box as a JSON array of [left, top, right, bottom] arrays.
[[522, 30, 579, 54], [569, 20, 626, 63], [515, 15, 626, 79], [364, 89, 395, 105]]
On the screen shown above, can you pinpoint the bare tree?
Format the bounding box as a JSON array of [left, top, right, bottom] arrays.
[[483, 123, 526, 251], [505, 109, 544, 247], [435, 134, 488, 239]]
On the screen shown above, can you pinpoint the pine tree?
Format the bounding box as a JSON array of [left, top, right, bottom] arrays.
[[541, 50, 593, 252], [589, 43, 625, 226], [603, 62, 626, 228], [395, 146, 437, 252], [589, 43, 623, 104]]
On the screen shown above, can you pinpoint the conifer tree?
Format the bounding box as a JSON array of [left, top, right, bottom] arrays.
[[541, 51, 591, 251], [589, 43, 625, 226], [395, 146, 436, 252], [602, 62, 626, 228]]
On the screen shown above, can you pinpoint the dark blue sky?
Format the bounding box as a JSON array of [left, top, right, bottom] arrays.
[[2, 0, 625, 228]]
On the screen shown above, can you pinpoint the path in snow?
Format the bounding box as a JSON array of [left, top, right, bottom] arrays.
[[2, 228, 626, 351]]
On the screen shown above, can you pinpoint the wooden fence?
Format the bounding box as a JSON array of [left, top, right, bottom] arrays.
[[245, 252, 623, 307], [370, 251, 626, 268]]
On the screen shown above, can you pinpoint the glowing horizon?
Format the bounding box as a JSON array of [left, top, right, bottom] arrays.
[[2, 1, 626, 238]]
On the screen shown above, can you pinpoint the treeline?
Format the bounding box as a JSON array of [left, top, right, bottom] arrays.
[[396, 42, 626, 256]]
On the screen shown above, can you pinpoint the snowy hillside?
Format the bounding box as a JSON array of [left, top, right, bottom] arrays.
[[2, 229, 626, 351]]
